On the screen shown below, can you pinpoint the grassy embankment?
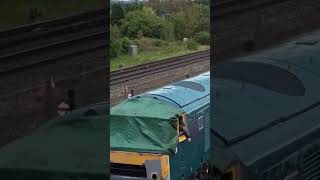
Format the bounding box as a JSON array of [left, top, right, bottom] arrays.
[[110, 37, 209, 71]]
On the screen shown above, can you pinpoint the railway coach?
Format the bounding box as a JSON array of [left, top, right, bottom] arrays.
[[110, 72, 211, 180]]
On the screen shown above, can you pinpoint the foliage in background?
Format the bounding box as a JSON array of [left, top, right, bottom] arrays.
[[111, 41, 208, 71], [120, 7, 166, 39], [145, 0, 208, 15], [186, 40, 199, 50], [123, 1, 144, 13], [134, 37, 170, 52], [171, 4, 209, 40], [111, 25, 119, 57], [121, 37, 131, 54], [194, 31, 210, 45], [110, 1, 209, 60], [111, 3, 125, 25], [160, 21, 175, 41], [111, 1, 144, 25]]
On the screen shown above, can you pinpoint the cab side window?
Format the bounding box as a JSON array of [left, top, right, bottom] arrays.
[[178, 115, 187, 142]]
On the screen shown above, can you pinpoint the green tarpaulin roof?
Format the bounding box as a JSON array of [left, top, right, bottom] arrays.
[[111, 97, 181, 154]]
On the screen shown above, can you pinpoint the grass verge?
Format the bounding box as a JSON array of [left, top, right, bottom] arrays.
[[111, 39, 209, 71]]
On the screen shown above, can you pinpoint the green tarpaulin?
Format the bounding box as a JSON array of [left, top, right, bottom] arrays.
[[111, 97, 181, 154]]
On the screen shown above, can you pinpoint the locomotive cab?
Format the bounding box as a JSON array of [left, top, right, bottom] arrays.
[[110, 112, 188, 180], [110, 112, 208, 180]]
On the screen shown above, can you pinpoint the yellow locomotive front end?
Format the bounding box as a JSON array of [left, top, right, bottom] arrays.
[[110, 151, 171, 180]]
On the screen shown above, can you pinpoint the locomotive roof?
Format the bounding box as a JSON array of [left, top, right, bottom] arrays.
[[110, 97, 181, 154], [109, 72, 210, 155], [0, 102, 108, 178], [143, 72, 210, 110], [212, 30, 320, 170]]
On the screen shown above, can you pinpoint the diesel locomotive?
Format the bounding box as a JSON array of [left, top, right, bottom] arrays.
[[110, 72, 211, 180]]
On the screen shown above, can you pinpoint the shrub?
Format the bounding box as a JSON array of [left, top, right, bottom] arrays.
[[120, 7, 166, 39], [111, 39, 122, 58], [111, 3, 125, 25], [152, 39, 169, 47], [137, 30, 144, 39], [194, 31, 210, 45], [121, 37, 131, 54], [110, 25, 123, 58], [186, 40, 198, 50], [111, 25, 121, 42], [160, 21, 175, 41], [172, 4, 209, 40], [134, 37, 169, 52]]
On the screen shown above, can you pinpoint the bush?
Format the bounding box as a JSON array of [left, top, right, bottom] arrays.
[[194, 31, 210, 45], [111, 39, 122, 58], [120, 7, 166, 39], [111, 25, 121, 42], [134, 37, 169, 51], [111, 3, 125, 25], [186, 40, 198, 50], [137, 30, 144, 39], [160, 21, 175, 41], [111, 25, 123, 58], [121, 37, 131, 54], [172, 4, 209, 40]]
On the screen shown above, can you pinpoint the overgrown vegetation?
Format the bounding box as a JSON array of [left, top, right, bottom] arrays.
[[110, 0, 210, 70], [111, 38, 208, 71]]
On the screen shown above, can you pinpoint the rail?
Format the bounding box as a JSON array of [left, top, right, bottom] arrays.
[[110, 50, 210, 86]]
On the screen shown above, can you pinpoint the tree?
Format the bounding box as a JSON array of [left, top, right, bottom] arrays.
[[120, 7, 166, 39], [110, 25, 122, 57], [124, 0, 144, 14], [171, 4, 209, 40], [111, 3, 125, 25]]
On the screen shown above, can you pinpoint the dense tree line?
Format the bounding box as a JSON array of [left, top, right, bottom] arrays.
[[110, 1, 209, 58]]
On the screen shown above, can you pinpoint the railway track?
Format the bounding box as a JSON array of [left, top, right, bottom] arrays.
[[0, 30, 107, 74], [212, 0, 291, 18], [110, 50, 210, 86], [0, 8, 106, 42], [0, 9, 107, 75]]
